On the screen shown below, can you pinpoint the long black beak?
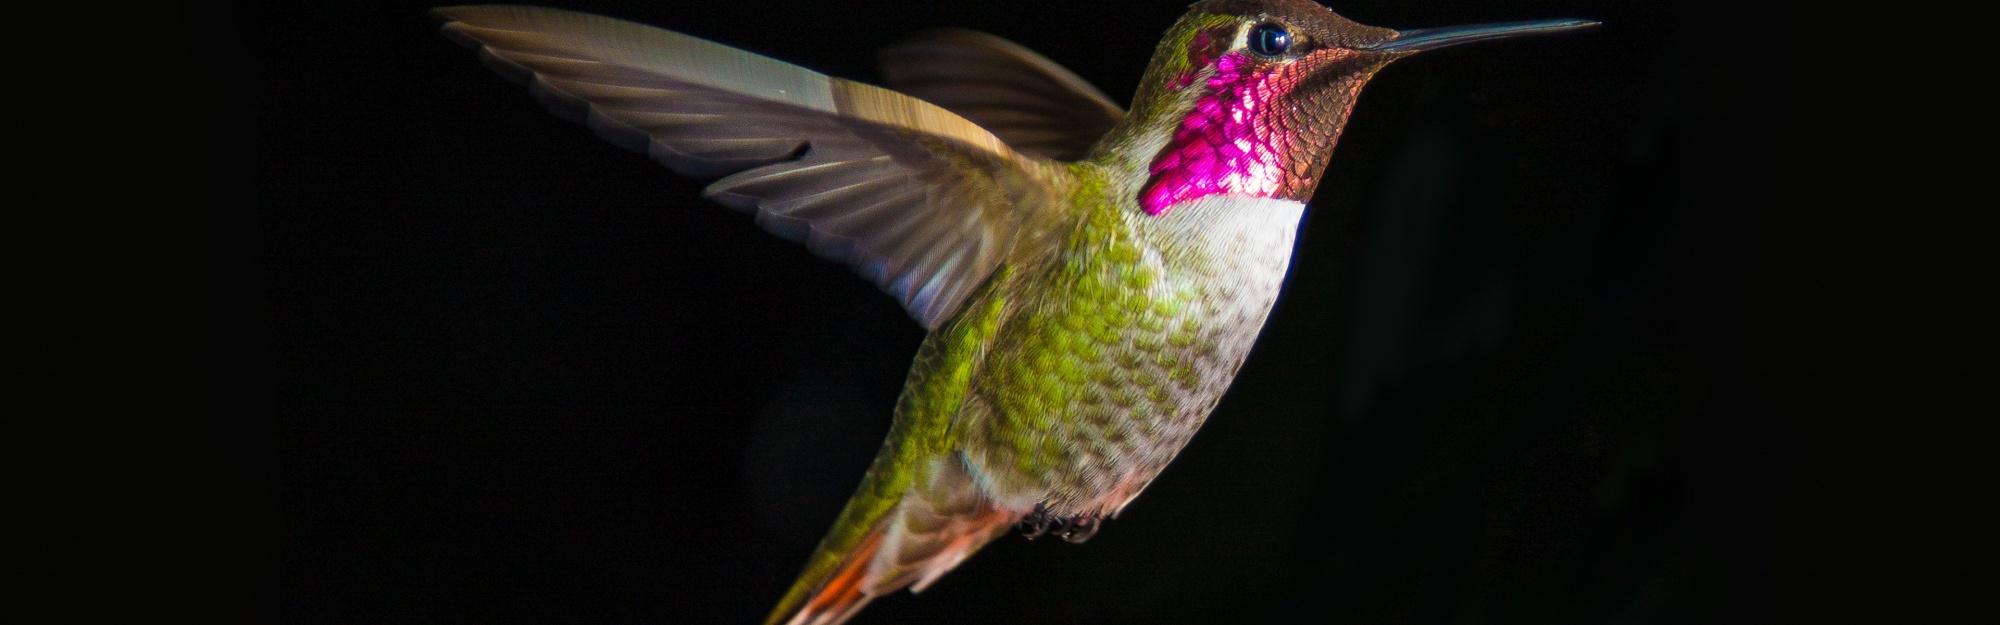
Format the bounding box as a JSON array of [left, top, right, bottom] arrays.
[[1365, 19, 1599, 54]]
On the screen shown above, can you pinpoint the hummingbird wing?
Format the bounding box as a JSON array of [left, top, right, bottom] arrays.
[[879, 29, 1125, 161], [436, 5, 1069, 330]]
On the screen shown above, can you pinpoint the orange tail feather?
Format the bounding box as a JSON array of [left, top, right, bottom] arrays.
[[767, 457, 1023, 625], [787, 529, 887, 625]]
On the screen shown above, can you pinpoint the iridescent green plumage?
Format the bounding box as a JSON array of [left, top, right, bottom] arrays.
[[436, 3, 1595, 624], [764, 156, 1311, 624]]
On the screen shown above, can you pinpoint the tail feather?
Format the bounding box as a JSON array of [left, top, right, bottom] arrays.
[[795, 529, 885, 625], [884, 501, 1016, 593], [765, 504, 892, 625], [766, 457, 1021, 625]]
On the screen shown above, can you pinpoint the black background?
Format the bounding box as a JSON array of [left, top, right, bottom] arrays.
[[200, 0, 1804, 622]]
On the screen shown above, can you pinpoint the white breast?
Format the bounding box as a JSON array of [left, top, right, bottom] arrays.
[[1145, 194, 1307, 314]]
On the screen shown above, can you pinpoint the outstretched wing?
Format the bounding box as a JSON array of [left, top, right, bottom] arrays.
[[436, 5, 1070, 329], [879, 29, 1125, 161]]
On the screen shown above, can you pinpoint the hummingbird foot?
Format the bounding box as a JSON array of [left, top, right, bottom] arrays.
[[1019, 507, 1054, 540], [1018, 504, 1105, 543]]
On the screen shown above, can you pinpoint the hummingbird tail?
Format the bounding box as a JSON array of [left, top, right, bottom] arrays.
[[784, 527, 885, 625], [767, 457, 1020, 625]]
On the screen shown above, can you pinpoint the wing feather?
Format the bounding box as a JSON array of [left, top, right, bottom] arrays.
[[880, 29, 1125, 161], [437, 5, 1071, 329]]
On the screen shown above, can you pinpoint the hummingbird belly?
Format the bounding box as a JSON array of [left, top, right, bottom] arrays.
[[950, 194, 1307, 519]]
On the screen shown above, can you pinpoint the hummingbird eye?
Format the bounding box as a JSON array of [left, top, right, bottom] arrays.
[[1246, 22, 1292, 57]]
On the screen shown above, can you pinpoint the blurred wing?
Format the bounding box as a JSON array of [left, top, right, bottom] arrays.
[[437, 5, 1069, 329], [880, 29, 1125, 161]]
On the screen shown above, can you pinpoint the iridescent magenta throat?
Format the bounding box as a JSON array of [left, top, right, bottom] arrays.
[[1140, 52, 1296, 216]]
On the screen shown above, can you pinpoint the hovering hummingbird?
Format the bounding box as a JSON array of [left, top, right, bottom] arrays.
[[436, 2, 1593, 623]]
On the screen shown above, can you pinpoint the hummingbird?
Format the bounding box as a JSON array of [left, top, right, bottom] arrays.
[[436, 2, 1594, 623]]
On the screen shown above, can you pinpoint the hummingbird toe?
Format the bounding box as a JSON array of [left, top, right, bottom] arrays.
[[1018, 504, 1106, 543]]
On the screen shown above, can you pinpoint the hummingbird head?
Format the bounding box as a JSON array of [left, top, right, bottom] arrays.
[[1117, 0, 1595, 215]]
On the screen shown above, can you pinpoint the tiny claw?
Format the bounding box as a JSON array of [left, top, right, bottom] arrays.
[[1019, 504, 1107, 542], [1057, 516, 1101, 543], [1019, 504, 1055, 540]]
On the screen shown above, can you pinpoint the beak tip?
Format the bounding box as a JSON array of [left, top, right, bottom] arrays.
[[1372, 18, 1602, 54]]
